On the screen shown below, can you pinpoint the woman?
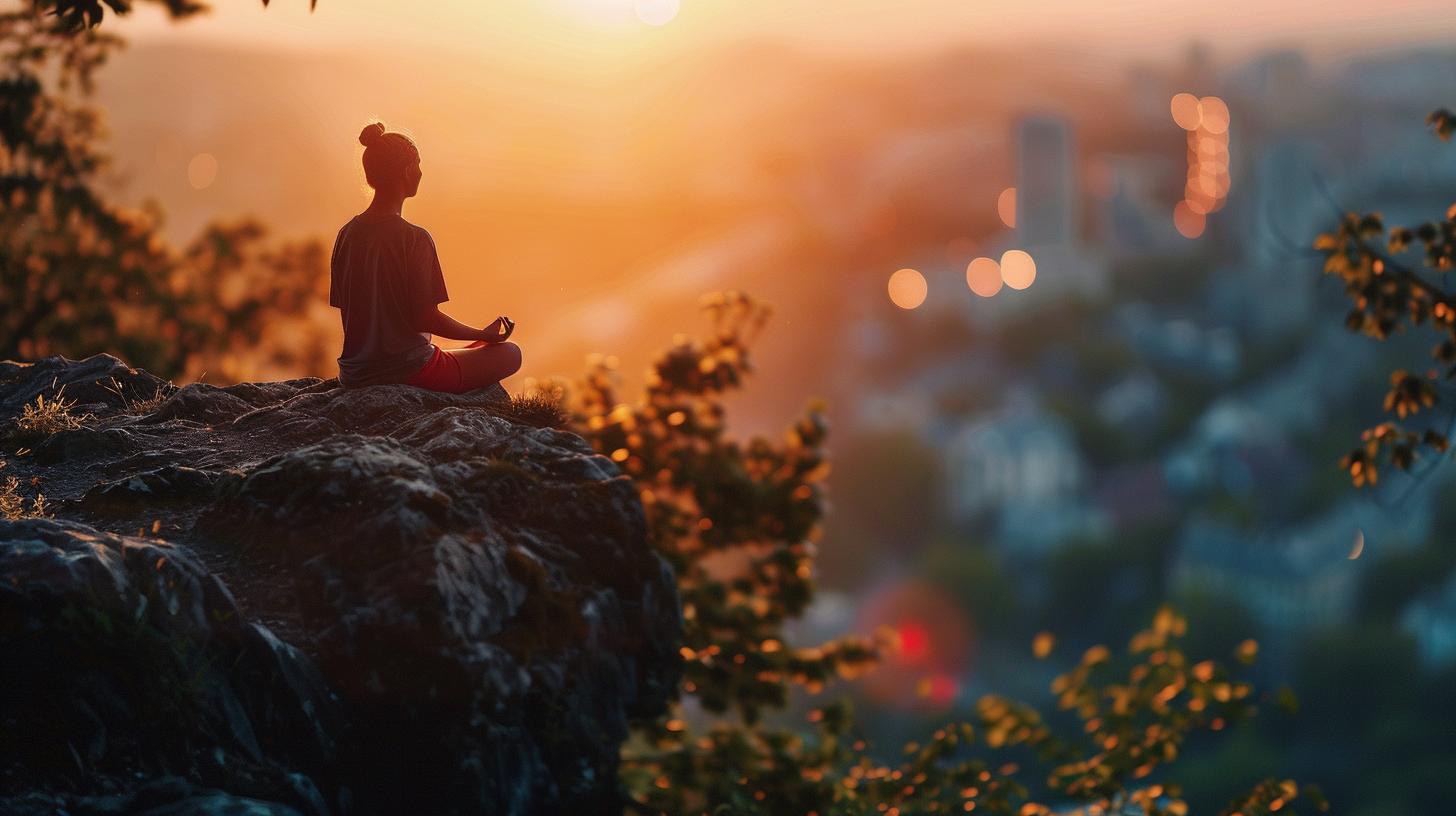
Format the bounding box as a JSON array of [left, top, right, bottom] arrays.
[[329, 121, 522, 392]]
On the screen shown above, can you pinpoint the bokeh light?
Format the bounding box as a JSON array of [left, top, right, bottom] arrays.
[[999, 249, 1036, 290], [187, 153, 218, 190], [966, 257, 1002, 297], [634, 0, 680, 26], [1170, 93, 1202, 130], [898, 621, 930, 663], [915, 673, 959, 707], [1032, 631, 1055, 659], [1200, 95, 1231, 134], [1175, 94, 1231, 233], [856, 580, 974, 712], [996, 186, 1017, 229], [1173, 200, 1206, 238], [887, 268, 928, 309], [1349, 529, 1365, 560], [1194, 171, 1219, 197]]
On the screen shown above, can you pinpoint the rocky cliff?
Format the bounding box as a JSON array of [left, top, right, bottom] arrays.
[[0, 354, 681, 815]]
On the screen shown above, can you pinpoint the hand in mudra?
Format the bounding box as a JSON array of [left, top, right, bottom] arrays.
[[482, 316, 515, 343]]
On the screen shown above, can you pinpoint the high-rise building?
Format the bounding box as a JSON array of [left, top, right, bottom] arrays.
[[1016, 116, 1077, 247]]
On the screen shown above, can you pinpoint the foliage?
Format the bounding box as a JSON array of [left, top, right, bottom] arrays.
[[1312, 114, 1456, 485], [537, 293, 1313, 814], [102, 376, 174, 415], [8, 388, 90, 441], [538, 292, 883, 730], [500, 392, 571, 430], [0, 473, 51, 520], [33, 0, 210, 31], [1169, 588, 1261, 666], [1, 4, 332, 380], [31, 0, 312, 33]]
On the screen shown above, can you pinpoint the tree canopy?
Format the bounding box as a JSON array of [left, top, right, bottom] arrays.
[[1, 3, 332, 379], [1315, 110, 1456, 487]]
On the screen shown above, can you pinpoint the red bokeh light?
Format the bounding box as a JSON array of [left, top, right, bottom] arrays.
[[919, 672, 959, 707], [898, 620, 930, 662], [856, 580, 975, 711]]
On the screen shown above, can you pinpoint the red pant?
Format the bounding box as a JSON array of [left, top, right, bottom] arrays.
[[406, 344, 472, 394]]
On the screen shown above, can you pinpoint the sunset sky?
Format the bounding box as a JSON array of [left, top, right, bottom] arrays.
[[94, 0, 1456, 426], [124, 0, 1456, 63]]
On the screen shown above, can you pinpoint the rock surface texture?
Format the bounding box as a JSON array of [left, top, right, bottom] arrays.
[[0, 354, 681, 815]]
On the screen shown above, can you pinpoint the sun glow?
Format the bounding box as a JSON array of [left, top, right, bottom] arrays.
[[549, 0, 680, 28], [634, 0, 680, 26]]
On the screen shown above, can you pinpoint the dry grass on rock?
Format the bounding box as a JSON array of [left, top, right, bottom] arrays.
[[499, 393, 571, 430], [9, 388, 90, 440], [103, 377, 173, 415], [0, 474, 50, 521]]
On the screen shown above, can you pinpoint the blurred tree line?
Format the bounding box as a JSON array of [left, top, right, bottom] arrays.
[[2, 0, 334, 380], [8, 1, 1325, 813]]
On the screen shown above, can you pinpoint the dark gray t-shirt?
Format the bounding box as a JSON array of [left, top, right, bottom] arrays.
[[329, 213, 448, 387]]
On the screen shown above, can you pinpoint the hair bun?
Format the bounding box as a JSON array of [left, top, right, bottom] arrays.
[[358, 122, 387, 148]]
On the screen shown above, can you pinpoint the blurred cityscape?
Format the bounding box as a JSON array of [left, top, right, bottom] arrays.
[[788, 44, 1456, 814], [757, 46, 1450, 816], [95, 20, 1456, 812]]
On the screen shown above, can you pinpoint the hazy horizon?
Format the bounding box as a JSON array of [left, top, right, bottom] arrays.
[[86, 0, 1456, 430], [120, 0, 1456, 67]]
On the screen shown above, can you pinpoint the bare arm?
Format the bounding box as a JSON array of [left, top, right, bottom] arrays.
[[415, 307, 511, 343], [417, 307, 489, 342]]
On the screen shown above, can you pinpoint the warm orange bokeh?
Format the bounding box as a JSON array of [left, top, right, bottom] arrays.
[[999, 250, 1036, 290], [888, 269, 929, 310], [966, 257, 1002, 298]]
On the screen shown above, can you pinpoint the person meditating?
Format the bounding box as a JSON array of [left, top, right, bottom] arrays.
[[329, 121, 522, 392]]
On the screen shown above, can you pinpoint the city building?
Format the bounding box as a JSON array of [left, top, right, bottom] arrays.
[[1401, 571, 1456, 669]]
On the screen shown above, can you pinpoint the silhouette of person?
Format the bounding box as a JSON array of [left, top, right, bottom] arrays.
[[329, 121, 521, 393]]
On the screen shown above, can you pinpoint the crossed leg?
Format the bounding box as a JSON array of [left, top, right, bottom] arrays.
[[445, 340, 522, 391]]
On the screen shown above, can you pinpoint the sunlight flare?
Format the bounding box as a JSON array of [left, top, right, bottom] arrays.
[[634, 0, 680, 26]]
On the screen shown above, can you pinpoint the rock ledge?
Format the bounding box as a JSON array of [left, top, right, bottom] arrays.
[[0, 354, 681, 815]]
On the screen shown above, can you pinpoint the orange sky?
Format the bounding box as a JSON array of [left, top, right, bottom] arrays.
[[124, 0, 1456, 66], [99, 0, 1456, 424]]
